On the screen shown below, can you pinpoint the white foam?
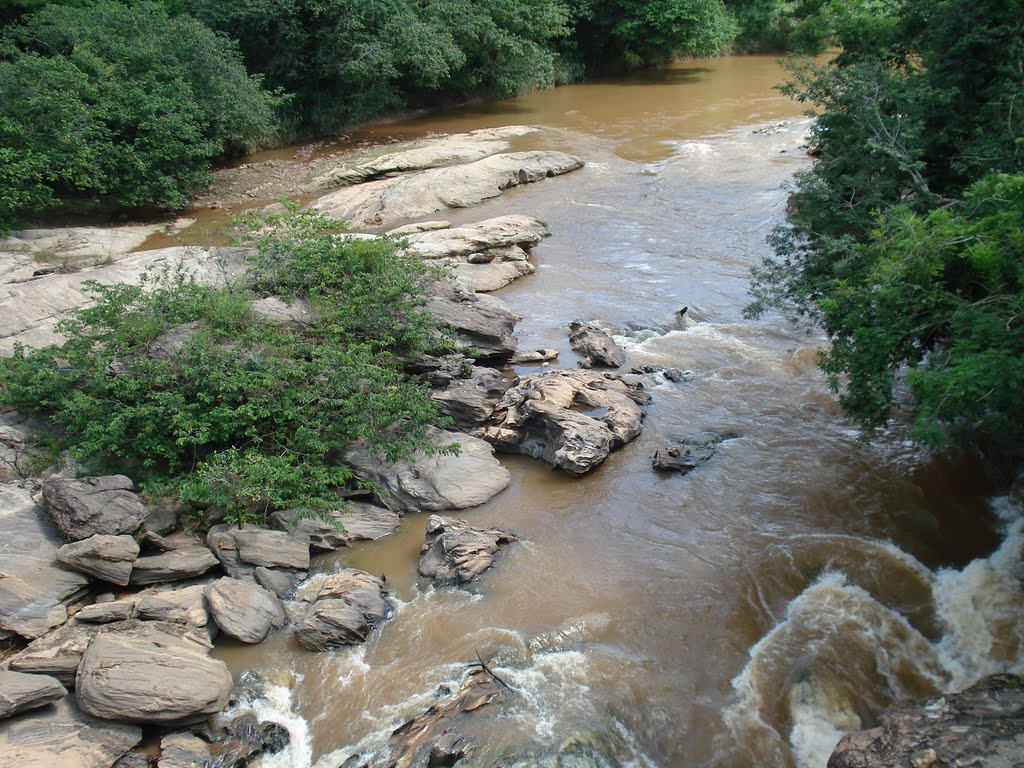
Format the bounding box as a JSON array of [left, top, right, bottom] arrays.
[[232, 683, 314, 768]]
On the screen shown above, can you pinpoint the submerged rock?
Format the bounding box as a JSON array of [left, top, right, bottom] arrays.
[[56, 534, 140, 585], [829, 673, 1024, 768], [480, 370, 646, 475], [0, 483, 89, 639], [0, 697, 142, 768], [0, 670, 68, 719], [568, 321, 625, 369], [418, 515, 517, 586], [310, 151, 583, 229], [76, 623, 232, 724], [651, 432, 732, 475], [347, 427, 511, 513], [294, 569, 391, 651], [42, 475, 149, 542]]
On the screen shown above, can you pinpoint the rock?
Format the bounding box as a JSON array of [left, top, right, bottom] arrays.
[[0, 697, 142, 768], [8, 619, 213, 687], [56, 535, 139, 585], [310, 151, 583, 229], [568, 322, 625, 368], [495, 733, 622, 768], [346, 427, 510, 513], [429, 730, 471, 767], [141, 530, 176, 552], [141, 503, 179, 535], [214, 712, 263, 767], [253, 567, 306, 600], [271, 503, 401, 552], [204, 578, 285, 644], [431, 365, 517, 430], [0, 670, 68, 719], [134, 583, 210, 627], [651, 432, 728, 475], [75, 598, 135, 623], [42, 475, 149, 542], [511, 348, 559, 364], [158, 732, 210, 768], [294, 569, 391, 651], [76, 623, 232, 724], [425, 277, 520, 363], [249, 296, 316, 328], [113, 752, 151, 768], [828, 673, 1024, 768], [206, 527, 310, 578], [262, 721, 290, 754], [0, 483, 89, 639], [129, 546, 219, 585], [0, 245, 246, 354], [418, 516, 516, 587], [479, 370, 646, 475]]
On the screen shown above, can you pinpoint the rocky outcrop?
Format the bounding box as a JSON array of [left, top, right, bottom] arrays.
[[0, 670, 68, 719], [0, 484, 89, 639], [0, 697, 142, 768], [158, 732, 211, 768], [76, 623, 232, 724], [346, 427, 511, 513], [42, 475, 149, 542], [418, 516, 516, 587], [480, 370, 647, 475], [310, 151, 583, 229], [395, 215, 549, 293], [294, 569, 391, 651], [425, 277, 520, 363], [206, 527, 311, 578], [828, 674, 1024, 768], [56, 534, 140, 585], [128, 545, 219, 585], [203, 577, 286, 644], [568, 321, 625, 368], [271, 502, 401, 551], [429, 364, 517, 431]]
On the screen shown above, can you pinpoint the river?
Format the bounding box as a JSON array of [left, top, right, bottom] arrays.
[[203, 55, 1024, 768]]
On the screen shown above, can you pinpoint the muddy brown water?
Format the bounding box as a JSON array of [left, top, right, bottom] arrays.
[[206, 55, 1023, 768]]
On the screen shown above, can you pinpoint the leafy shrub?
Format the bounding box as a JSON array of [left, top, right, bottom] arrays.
[[0, 1, 279, 230], [0, 211, 448, 525]]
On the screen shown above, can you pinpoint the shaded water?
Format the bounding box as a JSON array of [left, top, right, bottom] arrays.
[[209, 56, 1023, 767]]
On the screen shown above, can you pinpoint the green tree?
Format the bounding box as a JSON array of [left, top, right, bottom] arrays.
[[0, 1, 278, 230]]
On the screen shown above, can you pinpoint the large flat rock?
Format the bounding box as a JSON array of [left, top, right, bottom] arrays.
[[0, 697, 141, 768], [271, 503, 401, 551], [310, 151, 583, 229], [346, 427, 510, 513], [0, 484, 89, 639], [0, 670, 68, 719]]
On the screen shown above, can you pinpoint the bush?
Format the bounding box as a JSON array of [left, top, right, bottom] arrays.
[[0, 211, 448, 525], [0, 1, 279, 230]]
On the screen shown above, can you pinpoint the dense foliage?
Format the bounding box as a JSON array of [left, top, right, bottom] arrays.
[[0, 1, 279, 230], [0, 211, 448, 524], [748, 0, 1024, 456]]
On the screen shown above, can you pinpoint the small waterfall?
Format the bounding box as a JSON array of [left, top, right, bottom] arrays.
[[719, 498, 1024, 768]]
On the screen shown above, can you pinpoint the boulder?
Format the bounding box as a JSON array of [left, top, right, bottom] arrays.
[[651, 433, 725, 475], [0, 484, 89, 639], [425, 277, 520, 363], [56, 534, 140, 585], [206, 527, 311, 579], [431, 366, 518, 430], [346, 427, 510, 513], [0, 670, 68, 719], [310, 151, 583, 229], [213, 711, 291, 767], [418, 516, 516, 586], [480, 370, 646, 475], [8, 619, 213, 687], [253, 567, 306, 600], [0, 697, 142, 768], [129, 546, 219, 585], [829, 673, 1024, 768], [75, 598, 135, 624], [271, 503, 401, 552], [158, 732, 211, 768], [42, 475, 149, 542], [203, 578, 285, 644], [294, 569, 391, 651], [568, 321, 625, 368], [134, 583, 210, 627], [76, 624, 231, 724], [113, 753, 151, 768], [511, 348, 559, 364]]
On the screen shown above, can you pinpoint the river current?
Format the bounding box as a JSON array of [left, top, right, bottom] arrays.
[[201, 56, 1023, 767]]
